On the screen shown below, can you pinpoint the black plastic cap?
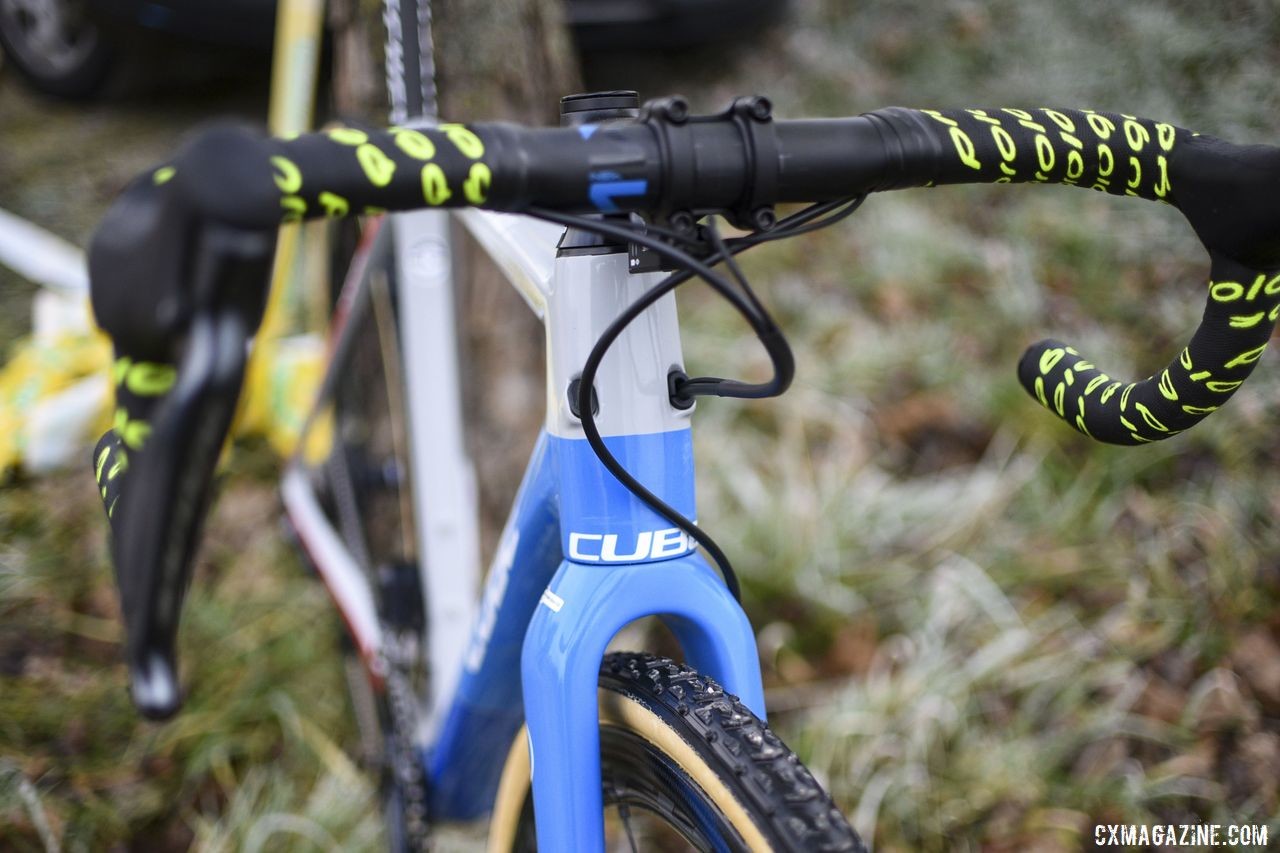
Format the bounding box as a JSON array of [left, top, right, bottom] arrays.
[[560, 91, 640, 126], [131, 652, 182, 720]]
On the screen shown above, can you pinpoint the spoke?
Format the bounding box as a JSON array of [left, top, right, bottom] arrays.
[[617, 803, 640, 853]]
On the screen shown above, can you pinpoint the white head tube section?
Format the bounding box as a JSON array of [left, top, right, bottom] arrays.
[[545, 251, 693, 440]]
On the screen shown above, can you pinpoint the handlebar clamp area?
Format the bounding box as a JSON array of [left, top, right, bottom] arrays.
[[640, 94, 779, 233]]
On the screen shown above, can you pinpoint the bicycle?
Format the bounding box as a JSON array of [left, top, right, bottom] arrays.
[[84, 46, 1280, 853]]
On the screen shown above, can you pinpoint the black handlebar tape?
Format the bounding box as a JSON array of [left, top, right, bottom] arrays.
[[92, 358, 177, 528], [861, 107, 1280, 445], [160, 122, 682, 229]]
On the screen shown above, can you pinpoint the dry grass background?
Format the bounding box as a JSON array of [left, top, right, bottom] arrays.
[[3, 0, 1280, 850]]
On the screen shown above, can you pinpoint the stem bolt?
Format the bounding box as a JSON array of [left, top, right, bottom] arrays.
[[752, 207, 777, 231]]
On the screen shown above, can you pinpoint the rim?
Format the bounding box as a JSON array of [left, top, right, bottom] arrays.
[[491, 687, 778, 852], [0, 0, 99, 77], [504, 722, 751, 852], [599, 726, 745, 852]]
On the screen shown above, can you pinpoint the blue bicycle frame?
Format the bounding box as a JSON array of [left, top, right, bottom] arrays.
[[284, 208, 766, 850]]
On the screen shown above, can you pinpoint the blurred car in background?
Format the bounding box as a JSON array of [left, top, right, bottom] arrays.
[[0, 0, 276, 98], [0, 0, 783, 100], [0, 0, 112, 98]]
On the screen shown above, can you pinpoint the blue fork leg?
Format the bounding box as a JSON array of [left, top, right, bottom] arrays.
[[520, 552, 765, 852]]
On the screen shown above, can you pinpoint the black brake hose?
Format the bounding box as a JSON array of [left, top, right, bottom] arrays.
[[677, 199, 867, 399]]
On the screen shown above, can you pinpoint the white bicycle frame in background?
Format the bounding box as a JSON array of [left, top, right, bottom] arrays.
[[277, 207, 494, 738], [267, 0, 487, 737]]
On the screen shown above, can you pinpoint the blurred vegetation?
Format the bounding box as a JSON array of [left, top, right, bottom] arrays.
[[3, 0, 1280, 850]]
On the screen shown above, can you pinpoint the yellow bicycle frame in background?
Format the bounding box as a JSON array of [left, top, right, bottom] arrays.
[[236, 0, 331, 456]]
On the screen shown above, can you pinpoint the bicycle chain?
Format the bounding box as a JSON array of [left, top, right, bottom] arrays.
[[382, 631, 432, 851]]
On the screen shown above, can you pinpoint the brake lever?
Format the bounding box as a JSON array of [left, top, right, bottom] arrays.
[[105, 223, 274, 719], [116, 308, 249, 717]]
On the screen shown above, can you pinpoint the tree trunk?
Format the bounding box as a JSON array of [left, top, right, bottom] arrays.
[[329, 0, 581, 555], [435, 0, 580, 124], [326, 0, 385, 121], [435, 1, 581, 555]]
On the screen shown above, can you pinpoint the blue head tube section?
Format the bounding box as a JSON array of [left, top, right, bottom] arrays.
[[551, 427, 696, 565]]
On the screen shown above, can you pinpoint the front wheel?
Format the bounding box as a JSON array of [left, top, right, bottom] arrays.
[[490, 652, 866, 852]]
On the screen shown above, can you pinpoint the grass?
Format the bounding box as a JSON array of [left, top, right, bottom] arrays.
[[3, 0, 1280, 849], [0, 456, 383, 850]]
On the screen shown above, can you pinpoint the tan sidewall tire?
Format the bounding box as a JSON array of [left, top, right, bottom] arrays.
[[487, 687, 773, 852]]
